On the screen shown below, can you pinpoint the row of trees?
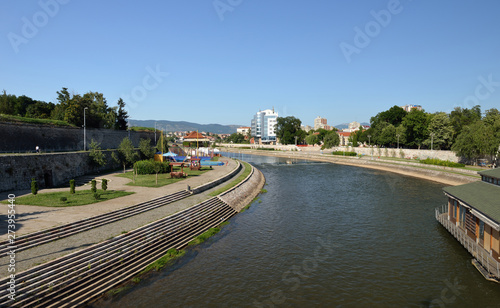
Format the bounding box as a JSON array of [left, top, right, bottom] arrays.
[[273, 105, 500, 160], [0, 88, 129, 129]]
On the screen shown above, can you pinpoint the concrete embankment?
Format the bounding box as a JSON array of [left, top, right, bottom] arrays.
[[219, 164, 266, 212], [223, 148, 479, 186]]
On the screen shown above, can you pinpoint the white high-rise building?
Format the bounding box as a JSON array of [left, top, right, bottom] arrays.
[[251, 109, 278, 143]]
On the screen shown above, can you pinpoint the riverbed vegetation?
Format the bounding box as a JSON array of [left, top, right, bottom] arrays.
[[4, 189, 134, 207]]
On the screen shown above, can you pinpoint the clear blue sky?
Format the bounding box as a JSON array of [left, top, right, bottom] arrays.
[[1, 0, 500, 127]]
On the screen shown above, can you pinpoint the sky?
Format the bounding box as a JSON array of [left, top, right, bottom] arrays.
[[1, 0, 500, 127]]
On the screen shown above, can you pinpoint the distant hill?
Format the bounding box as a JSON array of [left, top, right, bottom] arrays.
[[128, 119, 242, 134], [333, 122, 370, 130]]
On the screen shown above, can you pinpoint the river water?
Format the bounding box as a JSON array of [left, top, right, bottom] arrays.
[[95, 154, 500, 307]]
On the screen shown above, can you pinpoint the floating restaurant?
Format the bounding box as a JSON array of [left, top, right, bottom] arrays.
[[436, 168, 500, 281]]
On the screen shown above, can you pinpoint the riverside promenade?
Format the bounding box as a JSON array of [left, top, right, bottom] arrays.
[[0, 158, 265, 278], [222, 146, 481, 186]]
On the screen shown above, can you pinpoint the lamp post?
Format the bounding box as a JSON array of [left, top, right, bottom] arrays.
[[368, 135, 372, 160], [154, 121, 157, 144], [430, 133, 435, 151], [295, 136, 298, 146], [83, 107, 88, 151], [397, 134, 400, 150]]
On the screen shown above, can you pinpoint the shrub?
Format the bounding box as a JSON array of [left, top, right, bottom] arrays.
[[31, 178, 38, 196], [102, 179, 108, 191], [69, 179, 75, 194], [91, 179, 97, 193], [419, 158, 465, 168], [93, 192, 101, 200], [331, 151, 357, 156], [60, 197, 67, 202], [135, 159, 170, 174]]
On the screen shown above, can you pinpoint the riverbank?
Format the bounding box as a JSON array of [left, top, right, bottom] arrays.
[[222, 148, 479, 186]]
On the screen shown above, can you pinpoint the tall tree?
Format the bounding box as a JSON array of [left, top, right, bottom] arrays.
[[452, 121, 497, 162], [423, 112, 454, 150], [322, 131, 340, 149], [402, 109, 430, 149], [450, 105, 481, 140], [116, 98, 128, 130], [139, 138, 155, 159], [275, 116, 305, 145]]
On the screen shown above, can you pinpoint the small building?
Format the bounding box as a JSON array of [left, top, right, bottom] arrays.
[[237, 127, 251, 135], [337, 131, 352, 146], [436, 168, 500, 281]]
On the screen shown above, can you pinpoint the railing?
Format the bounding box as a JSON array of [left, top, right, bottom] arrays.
[[435, 205, 500, 279]]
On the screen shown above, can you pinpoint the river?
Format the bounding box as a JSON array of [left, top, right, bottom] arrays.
[[94, 154, 500, 307]]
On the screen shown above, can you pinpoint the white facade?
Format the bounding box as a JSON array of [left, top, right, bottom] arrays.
[[237, 127, 250, 135], [401, 104, 423, 112], [251, 109, 278, 143]]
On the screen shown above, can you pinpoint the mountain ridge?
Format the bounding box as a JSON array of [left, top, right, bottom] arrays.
[[129, 119, 242, 134]]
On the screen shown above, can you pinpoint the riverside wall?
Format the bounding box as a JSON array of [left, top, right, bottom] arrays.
[[0, 150, 125, 193], [220, 143, 461, 162], [219, 164, 266, 212], [0, 121, 155, 153]]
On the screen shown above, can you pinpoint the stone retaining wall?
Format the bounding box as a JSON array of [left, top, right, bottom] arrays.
[[0, 122, 155, 153], [219, 164, 266, 212], [0, 150, 126, 193]]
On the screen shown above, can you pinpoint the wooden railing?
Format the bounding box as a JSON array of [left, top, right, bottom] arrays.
[[435, 205, 500, 279]]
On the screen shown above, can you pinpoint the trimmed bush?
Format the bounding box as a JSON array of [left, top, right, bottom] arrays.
[[60, 197, 67, 202], [31, 178, 38, 196], [102, 179, 108, 191], [91, 179, 97, 193], [69, 179, 75, 194], [331, 151, 357, 156], [93, 192, 101, 200], [135, 159, 170, 175], [419, 158, 465, 168]]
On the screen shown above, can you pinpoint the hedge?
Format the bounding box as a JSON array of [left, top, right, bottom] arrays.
[[135, 160, 170, 174], [419, 158, 465, 168], [331, 151, 357, 156]]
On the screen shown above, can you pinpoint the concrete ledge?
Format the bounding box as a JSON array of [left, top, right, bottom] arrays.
[[191, 161, 242, 194], [219, 164, 266, 212]]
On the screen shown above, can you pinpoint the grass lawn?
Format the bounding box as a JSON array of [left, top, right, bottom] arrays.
[[209, 161, 252, 196], [4, 189, 134, 207], [116, 166, 210, 188]]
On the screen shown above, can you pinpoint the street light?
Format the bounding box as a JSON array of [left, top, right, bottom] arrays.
[[83, 107, 88, 151], [367, 135, 372, 160], [295, 136, 298, 146], [396, 134, 400, 149], [430, 133, 435, 151], [154, 121, 157, 144]]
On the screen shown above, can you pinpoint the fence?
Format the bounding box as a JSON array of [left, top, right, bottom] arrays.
[[435, 205, 500, 279]]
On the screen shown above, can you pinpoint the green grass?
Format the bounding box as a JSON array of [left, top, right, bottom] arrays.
[[139, 248, 186, 274], [116, 167, 210, 187], [209, 161, 252, 196], [188, 221, 230, 246], [0, 114, 74, 126], [331, 151, 357, 156], [129, 126, 158, 132], [419, 158, 465, 168], [3, 189, 134, 207]]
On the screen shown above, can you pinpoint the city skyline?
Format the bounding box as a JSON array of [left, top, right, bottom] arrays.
[[2, 1, 500, 126]]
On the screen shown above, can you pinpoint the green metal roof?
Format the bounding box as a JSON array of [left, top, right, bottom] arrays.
[[444, 181, 500, 223], [479, 168, 500, 179]]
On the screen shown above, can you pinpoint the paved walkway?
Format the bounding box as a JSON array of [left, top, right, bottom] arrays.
[[0, 159, 243, 277], [1, 159, 235, 238]]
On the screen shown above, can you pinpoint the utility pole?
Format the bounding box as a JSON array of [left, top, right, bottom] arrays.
[[155, 121, 157, 144], [83, 107, 88, 151]]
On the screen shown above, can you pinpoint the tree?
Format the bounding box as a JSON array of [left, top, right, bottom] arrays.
[[401, 109, 430, 149], [139, 138, 155, 159], [450, 105, 481, 140], [113, 137, 138, 173], [226, 133, 247, 144], [156, 137, 169, 154], [322, 131, 340, 149], [31, 178, 38, 196], [153, 161, 163, 185], [89, 139, 106, 167], [275, 116, 305, 144], [423, 112, 454, 150], [69, 179, 75, 194], [102, 179, 108, 191], [305, 133, 320, 145], [452, 121, 497, 162], [116, 98, 128, 130]]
